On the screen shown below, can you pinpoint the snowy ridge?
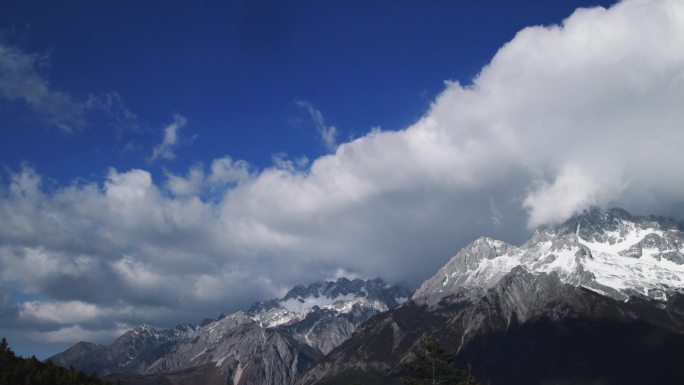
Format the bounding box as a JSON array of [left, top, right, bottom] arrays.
[[247, 277, 410, 328], [53, 277, 410, 383], [414, 208, 684, 305], [143, 277, 412, 375]]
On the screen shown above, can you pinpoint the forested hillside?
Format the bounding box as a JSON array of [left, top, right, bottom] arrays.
[[0, 338, 112, 385]]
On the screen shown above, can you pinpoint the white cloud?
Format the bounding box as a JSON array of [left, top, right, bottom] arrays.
[[208, 156, 251, 185], [296, 100, 338, 151], [150, 115, 188, 161], [164, 157, 251, 197], [27, 325, 130, 344], [165, 165, 205, 197], [2, 0, 684, 351], [19, 300, 106, 325]]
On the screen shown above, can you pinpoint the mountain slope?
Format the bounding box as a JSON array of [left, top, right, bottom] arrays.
[[1, 338, 111, 385], [300, 268, 684, 385], [52, 278, 410, 385], [49, 324, 198, 376], [414, 207, 684, 305], [300, 208, 684, 385], [137, 278, 410, 385]]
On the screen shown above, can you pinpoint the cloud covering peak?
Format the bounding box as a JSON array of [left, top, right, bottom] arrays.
[[2, 0, 684, 353]]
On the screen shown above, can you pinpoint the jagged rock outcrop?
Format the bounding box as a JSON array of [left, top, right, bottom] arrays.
[[300, 268, 684, 385], [136, 278, 410, 385], [52, 278, 410, 385], [142, 312, 321, 385], [300, 208, 684, 385], [414, 207, 684, 305]]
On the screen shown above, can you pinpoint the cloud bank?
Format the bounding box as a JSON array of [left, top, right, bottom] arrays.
[[2, 0, 684, 353]]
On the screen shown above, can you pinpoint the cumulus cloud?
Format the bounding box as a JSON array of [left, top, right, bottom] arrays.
[[296, 100, 339, 151], [19, 300, 108, 325], [0, 43, 139, 133], [2, 0, 684, 354], [208, 156, 251, 185], [150, 115, 188, 161], [165, 165, 205, 197], [164, 157, 252, 197]]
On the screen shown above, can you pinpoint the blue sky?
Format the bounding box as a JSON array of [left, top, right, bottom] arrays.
[[6, 0, 684, 359], [1, 0, 614, 184]]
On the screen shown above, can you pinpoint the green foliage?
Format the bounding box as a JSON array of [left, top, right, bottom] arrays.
[[402, 340, 479, 385], [0, 337, 112, 385]]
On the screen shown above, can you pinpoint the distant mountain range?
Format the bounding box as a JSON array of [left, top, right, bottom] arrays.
[[50, 278, 411, 384], [51, 208, 684, 385]]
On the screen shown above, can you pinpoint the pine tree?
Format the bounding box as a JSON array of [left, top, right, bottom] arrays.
[[402, 341, 479, 385], [0, 337, 112, 385]]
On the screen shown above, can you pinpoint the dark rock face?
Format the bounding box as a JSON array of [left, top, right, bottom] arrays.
[[299, 268, 684, 385], [283, 305, 379, 355], [48, 341, 108, 374]]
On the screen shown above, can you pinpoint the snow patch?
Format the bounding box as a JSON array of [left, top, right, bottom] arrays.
[[279, 293, 356, 313], [418, 215, 684, 303], [190, 349, 206, 361], [232, 363, 243, 385]]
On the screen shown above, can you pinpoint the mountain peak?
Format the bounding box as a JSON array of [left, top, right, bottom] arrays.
[[415, 208, 684, 305], [548, 206, 683, 241], [133, 323, 154, 331], [280, 277, 391, 301], [248, 277, 410, 328]]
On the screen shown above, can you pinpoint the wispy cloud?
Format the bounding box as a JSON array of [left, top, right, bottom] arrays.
[[295, 100, 338, 152], [150, 114, 188, 161], [86, 92, 141, 134], [0, 43, 139, 133], [0, 44, 85, 132]]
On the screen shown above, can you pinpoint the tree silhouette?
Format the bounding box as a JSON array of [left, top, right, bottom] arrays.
[[0, 337, 112, 385], [402, 340, 479, 385]]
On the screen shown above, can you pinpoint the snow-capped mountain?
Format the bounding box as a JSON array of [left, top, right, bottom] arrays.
[[53, 277, 410, 385], [248, 277, 409, 328], [301, 208, 684, 385], [141, 278, 410, 384], [301, 267, 684, 385], [414, 207, 684, 305]]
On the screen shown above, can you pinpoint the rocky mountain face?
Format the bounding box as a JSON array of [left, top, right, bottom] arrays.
[[414, 207, 684, 305], [49, 323, 198, 376], [300, 208, 684, 385], [51, 278, 410, 385]]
